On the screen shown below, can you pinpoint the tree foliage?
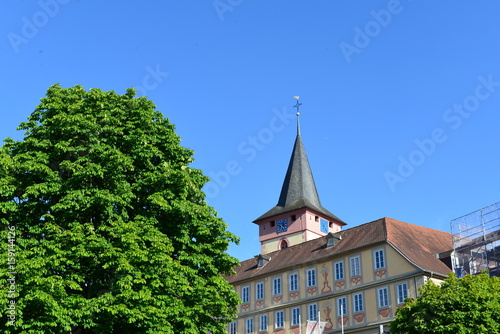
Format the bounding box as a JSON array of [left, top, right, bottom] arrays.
[[390, 272, 500, 334], [0, 84, 240, 333]]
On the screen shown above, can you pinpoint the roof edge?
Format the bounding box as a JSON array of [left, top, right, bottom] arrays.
[[253, 200, 346, 225], [387, 241, 450, 277]]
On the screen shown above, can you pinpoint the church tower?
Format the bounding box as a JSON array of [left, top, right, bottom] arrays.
[[253, 99, 345, 254]]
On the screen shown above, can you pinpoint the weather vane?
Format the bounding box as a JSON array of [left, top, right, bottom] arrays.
[[293, 96, 302, 115]]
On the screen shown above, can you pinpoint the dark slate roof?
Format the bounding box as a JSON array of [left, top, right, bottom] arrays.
[[227, 217, 453, 284], [254, 133, 344, 224]]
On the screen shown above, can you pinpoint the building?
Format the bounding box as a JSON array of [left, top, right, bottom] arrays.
[[451, 201, 500, 278], [226, 113, 453, 334]]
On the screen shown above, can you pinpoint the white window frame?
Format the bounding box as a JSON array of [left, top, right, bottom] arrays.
[[256, 282, 264, 300], [353, 293, 363, 313], [335, 261, 344, 280], [374, 249, 385, 269], [337, 297, 347, 316], [397, 283, 408, 304], [245, 318, 254, 334], [350, 256, 360, 277], [242, 286, 250, 303], [228, 321, 237, 334], [291, 307, 301, 326], [378, 287, 389, 308], [289, 273, 298, 291], [275, 310, 285, 328], [306, 268, 316, 287], [273, 277, 282, 295], [259, 314, 267, 331], [308, 303, 318, 321]]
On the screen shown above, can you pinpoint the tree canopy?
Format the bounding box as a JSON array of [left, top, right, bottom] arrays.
[[390, 272, 500, 334], [0, 84, 240, 333]]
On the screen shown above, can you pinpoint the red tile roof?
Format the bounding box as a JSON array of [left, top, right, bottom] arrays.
[[385, 217, 453, 275], [226, 217, 453, 284]]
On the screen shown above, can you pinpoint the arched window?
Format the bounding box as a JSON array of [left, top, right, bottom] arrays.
[[280, 239, 288, 250]]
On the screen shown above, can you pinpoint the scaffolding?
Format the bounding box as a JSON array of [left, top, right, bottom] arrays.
[[451, 201, 500, 278]]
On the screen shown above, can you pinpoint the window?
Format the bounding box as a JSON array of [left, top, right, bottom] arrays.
[[307, 269, 316, 287], [280, 239, 288, 249], [228, 322, 237, 334], [291, 307, 301, 326], [308, 303, 318, 321], [337, 297, 347, 316], [335, 261, 344, 280], [397, 283, 408, 304], [353, 293, 363, 313], [350, 256, 360, 277], [256, 282, 264, 300], [273, 278, 281, 295], [289, 273, 298, 291], [242, 286, 249, 303], [374, 249, 385, 269], [245, 318, 254, 333], [378, 287, 389, 308], [275, 310, 284, 328], [259, 315, 268, 331]]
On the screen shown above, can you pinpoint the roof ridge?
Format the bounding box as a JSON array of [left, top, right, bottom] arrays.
[[385, 217, 452, 235], [343, 217, 386, 231]]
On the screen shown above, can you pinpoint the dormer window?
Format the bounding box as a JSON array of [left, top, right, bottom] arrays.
[[326, 232, 342, 248], [255, 254, 271, 268]]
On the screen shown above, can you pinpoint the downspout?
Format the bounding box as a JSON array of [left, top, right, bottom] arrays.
[[414, 276, 418, 297]]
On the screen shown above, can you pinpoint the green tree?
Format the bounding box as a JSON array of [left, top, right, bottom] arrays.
[[0, 84, 240, 333], [390, 272, 500, 334]]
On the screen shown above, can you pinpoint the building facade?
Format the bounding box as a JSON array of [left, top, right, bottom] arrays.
[[226, 115, 453, 334]]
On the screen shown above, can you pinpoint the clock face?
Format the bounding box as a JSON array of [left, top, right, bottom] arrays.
[[276, 218, 288, 233], [320, 219, 329, 234]]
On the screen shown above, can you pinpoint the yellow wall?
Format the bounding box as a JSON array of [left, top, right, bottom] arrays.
[[229, 243, 445, 333], [261, 231, 304, 254]]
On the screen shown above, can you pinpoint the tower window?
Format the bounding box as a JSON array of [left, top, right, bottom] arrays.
[[280, 239, 288, 249], [315, 216, 319, 222], [291, 215, 296, 221], [329, 221, 333, 228], [270, 221, 275, 227]]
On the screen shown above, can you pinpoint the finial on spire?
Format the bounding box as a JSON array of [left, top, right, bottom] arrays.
[[293, 96, 302, 135]]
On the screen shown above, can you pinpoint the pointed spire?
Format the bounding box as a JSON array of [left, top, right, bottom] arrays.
[[254, 98, 344, 224], [278, 97, 321, 209], [276, 132, 321, 208]]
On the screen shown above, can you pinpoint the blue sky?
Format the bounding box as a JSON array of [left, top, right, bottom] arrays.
[[2, 1, 500, 262]]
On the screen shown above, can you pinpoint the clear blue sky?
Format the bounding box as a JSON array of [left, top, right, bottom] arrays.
[[2, 1, 500, 261]]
